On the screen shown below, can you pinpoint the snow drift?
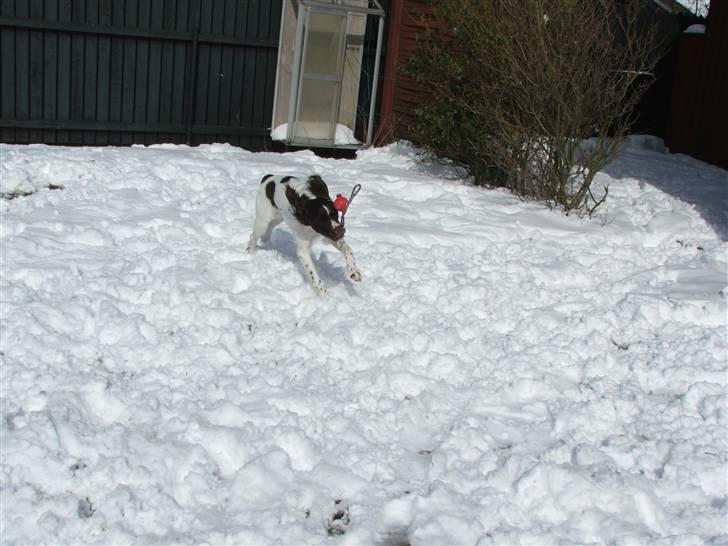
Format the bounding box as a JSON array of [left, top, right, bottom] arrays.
[[1, 139, 726, 544]]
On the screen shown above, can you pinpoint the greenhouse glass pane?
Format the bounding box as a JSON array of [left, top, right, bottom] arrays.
[[302, 12, 346, 78], [294, 79, 339, 141]]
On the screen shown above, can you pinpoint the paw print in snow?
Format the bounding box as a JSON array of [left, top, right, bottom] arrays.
[[326, 499, 350, 536]]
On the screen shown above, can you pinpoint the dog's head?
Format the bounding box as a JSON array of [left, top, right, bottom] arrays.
[[307, 198, 345, 241], [286, 175, 346, 241]]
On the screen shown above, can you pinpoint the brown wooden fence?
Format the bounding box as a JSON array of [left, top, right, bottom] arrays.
[[377, 0, 435, 142], [666, 2, 727, 168]]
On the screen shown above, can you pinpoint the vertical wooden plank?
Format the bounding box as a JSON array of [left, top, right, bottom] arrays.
[[259, 0, 271, 40], [171, 0, 189, 128], [241, 1, 255, 133], [29, 26, 44, 143], [133, 1, 150, 143], [193, 0, 212, 129], [195, 42, 209, 128], [14, 1, 30, 143], [43, 0, 60, 144], [99, 0, 112, 27], [69, 0, 85, 143], [234, 0, 246, 38], [185, 0, 198, 32], [29, 0, 43, 19], [199, 0, 212, 33], [251, 49, 266, 130], [206, 54, 222, 130], [183, 0, 202, 143], [158, 0, 176, 125], [229, 0, 247, 134], [121, 0, 137, 145], [223, 0, 235, 36], [250, 1, 268, 131], [83, 0, 99, 144], [0, 0, 13, 18], [72, 0, 84, 22], [211, 0, 224, 35], [207, 0, 226, 134], [107, 0, 124, 143], [68, 129, 82, 144], [230, 39, 246, 131], [95, 0, 112, 145], [0, 0, 15, 142], [108, 0, 125, 142], [56, 0, 72, 144], [146, 0, 164, 132], [218, 44, 233, 128], [269, 0, 282, 41], [28, 0, 43, 146]]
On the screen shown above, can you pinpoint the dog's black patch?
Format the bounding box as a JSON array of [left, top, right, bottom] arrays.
[[307, 199, 344, 241], [265, 180, 277, 208], [307, 175, 330, 199], [285, 184, 309, 225], [280, 175, 295, 184], [260, 174, 274, 184]]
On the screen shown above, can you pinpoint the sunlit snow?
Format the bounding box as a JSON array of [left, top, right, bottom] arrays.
[[1, 138, 726, 544]]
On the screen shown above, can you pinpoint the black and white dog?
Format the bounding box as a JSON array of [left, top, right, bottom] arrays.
[[247, 174, 362, 295]]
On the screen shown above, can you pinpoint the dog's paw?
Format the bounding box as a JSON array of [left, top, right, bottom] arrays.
[[247, 243, 257, 254], [314, 282, 328, 296], [349, 270, 362, 282]]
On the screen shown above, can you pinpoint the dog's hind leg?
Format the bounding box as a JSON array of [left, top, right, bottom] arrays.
[[248, 202, 280, 253], [247, 217, 266, 253], [259, 218, 282, 244], [332, 239, 362, 282], [297, 240, 327, 296], [248, 216, 276, 253]]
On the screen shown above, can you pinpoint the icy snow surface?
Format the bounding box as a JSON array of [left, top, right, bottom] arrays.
[[1, 139, 726, 545]]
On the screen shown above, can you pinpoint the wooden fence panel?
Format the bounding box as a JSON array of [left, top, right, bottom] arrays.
[[0, 0, 283, 148], [667, 2, 728, 168]]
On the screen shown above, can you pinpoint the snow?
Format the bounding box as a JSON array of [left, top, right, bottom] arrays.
[[271, 123, 361, 146], [684, 23, 707, 34], [1, 138, 726, 545]]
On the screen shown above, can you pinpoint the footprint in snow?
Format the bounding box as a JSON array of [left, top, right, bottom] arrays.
[[326, 499, 350, 536]]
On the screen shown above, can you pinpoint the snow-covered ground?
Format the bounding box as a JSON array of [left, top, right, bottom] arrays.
[[1, 138, 726, 545]]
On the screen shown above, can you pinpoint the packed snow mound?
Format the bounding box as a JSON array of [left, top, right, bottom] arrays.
[[271, 123, 361, 145], [1, 140, 726, 545]]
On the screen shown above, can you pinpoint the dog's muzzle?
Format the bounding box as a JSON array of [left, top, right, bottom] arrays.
[[333, 225, 346, 241]]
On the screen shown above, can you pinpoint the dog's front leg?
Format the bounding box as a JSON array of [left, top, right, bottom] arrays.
[[297, 240, 327, 295], [334, 239, 362, 282]]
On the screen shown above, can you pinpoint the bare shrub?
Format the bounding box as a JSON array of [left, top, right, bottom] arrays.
[[406, 0, 664, 214]]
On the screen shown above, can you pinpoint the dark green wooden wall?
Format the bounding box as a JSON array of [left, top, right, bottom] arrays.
[[0, 0, 282, 148]]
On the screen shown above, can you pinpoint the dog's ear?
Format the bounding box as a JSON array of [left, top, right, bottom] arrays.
[[307, 175, 330, 200], [285, 185, 310, 225], [305, 199, 342, 239]]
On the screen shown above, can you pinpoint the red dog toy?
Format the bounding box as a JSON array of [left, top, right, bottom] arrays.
[[334, 194, 349, 213], [334, 184, 361, 227]]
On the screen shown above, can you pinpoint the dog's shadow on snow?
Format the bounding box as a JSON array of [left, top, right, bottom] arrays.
[[267, 231, 359, 295]]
